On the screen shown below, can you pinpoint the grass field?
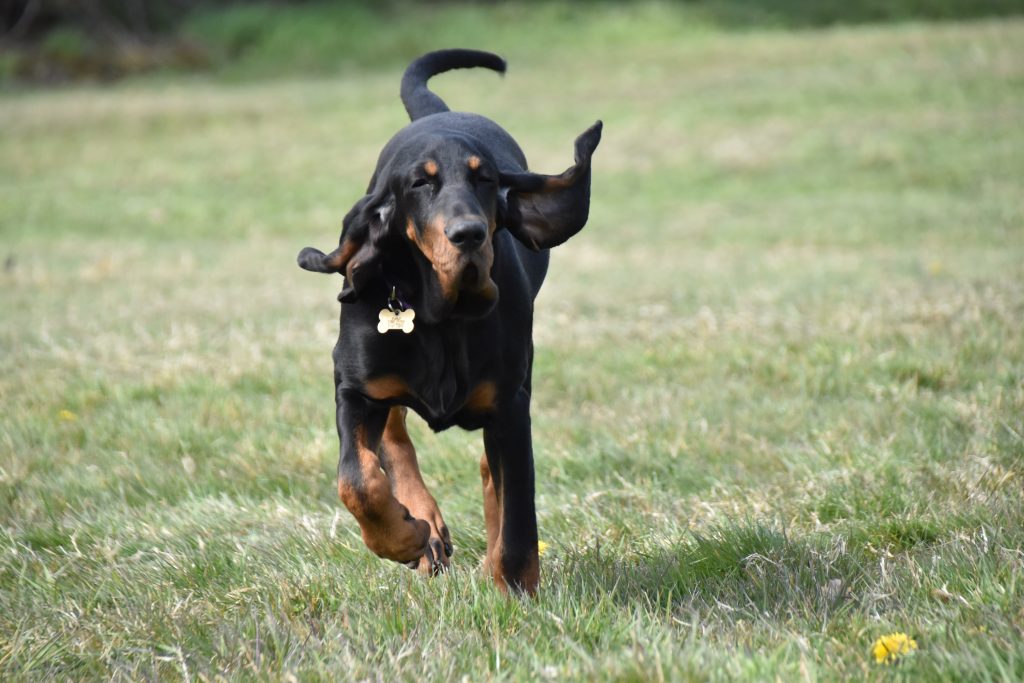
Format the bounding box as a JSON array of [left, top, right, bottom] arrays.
[[2, 4, 1023, 680]]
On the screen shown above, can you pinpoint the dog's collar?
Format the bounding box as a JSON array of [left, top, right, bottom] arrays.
[[386, 283, 410, 312]]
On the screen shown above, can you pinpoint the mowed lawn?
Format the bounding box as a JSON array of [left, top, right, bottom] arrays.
[[2, 10, 1023, 681]]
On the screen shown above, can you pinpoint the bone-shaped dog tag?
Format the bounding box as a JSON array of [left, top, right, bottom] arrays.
[[377, 307, 415, 334]]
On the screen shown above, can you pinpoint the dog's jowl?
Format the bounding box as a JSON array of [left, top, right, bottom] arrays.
[[298, 49, 601, 595]]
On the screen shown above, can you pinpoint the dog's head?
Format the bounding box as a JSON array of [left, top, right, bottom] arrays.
[[299, 121, 601, 323]]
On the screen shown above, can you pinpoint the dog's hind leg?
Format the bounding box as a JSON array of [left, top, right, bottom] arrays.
[[379, 406, 452, 575]]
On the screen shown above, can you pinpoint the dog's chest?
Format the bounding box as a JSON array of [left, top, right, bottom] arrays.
[[354, 320, 495, 428], [408, 326, 481, 422]]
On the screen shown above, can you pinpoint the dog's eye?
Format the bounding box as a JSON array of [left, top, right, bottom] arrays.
[[411, 178, 432, 190]]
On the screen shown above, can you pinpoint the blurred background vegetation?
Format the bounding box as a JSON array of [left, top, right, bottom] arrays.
[[3, 0, 1024, 84]]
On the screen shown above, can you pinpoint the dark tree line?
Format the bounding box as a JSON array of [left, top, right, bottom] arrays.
[[0, 0, 249, 45], [0, 0, 271, 81], [5, 0, 1023, 47], [3, 0, 1022, 82]]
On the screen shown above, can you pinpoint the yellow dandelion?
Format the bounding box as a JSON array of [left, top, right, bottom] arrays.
[[537, 540, 550, 556], [872, 632, 918, 664], [57, 409, 78, 422]]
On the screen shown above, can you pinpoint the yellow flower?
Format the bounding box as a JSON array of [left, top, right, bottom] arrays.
[[872, 632, 918, 664], [57, 409, 78, 422], [537, 540, 550, 556]]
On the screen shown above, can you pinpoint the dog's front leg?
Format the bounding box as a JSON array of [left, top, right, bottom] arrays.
[[335, 389, 433, 567], [482, 387, 540, 595], [379, 406, 452, 575]]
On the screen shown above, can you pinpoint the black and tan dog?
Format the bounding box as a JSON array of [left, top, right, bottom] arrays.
[[298, 49, 601, 594]]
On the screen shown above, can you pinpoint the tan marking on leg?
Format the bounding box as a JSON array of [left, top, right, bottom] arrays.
[[516, 552, 540, 596], [466, 381, 497, 413], [338, 478, 363, 515], [337, 425, 429, 563], [490, 541, 539, 596], [363, 375, 411, 401], [381, 407, 450, 574], [480, 448, 539, 595], [480, 454, 500, 574]]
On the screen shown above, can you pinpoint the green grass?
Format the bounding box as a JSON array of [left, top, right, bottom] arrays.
[[2, 3, 1023, 680]]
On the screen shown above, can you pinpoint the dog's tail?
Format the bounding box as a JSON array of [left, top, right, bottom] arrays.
[[400, 49, 506, 121]]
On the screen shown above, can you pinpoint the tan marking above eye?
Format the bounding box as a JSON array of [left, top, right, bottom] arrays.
[[467, 156, 481, 171], [424, 160, 438, 176]]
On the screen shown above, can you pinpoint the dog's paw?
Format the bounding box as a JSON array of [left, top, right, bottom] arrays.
[[361, 508, 431, 566], [404, 513, 452, 576]]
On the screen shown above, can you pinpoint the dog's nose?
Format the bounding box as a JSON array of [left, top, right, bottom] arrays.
[[445, 219, 488, 251]]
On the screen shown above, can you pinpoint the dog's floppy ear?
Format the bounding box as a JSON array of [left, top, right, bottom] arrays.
[[499, 120, 602, 251], [297, 189, 393, 302]]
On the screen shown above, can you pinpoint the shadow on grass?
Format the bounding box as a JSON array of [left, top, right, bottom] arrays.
[[556, 523, 870, 625]]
